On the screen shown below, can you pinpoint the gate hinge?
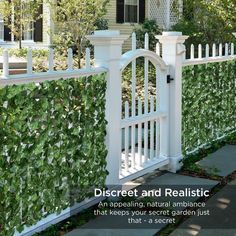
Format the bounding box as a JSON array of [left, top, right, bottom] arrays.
[[167, 75, 174, 84]]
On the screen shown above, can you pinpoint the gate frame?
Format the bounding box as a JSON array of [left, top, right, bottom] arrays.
[[119, 48, 169, 183], [88, 30, 188, 185]]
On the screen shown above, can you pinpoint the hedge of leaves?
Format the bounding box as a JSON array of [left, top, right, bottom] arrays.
[[0, 73, 107, 235], [182, 61, 236, 154]]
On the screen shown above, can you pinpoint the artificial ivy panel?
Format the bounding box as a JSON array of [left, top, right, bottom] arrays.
[[0, 73, 107, 235], [182, 61, 236, 154]]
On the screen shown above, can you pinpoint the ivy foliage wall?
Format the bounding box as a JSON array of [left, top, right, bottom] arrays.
[[182, 61, 236, 154], [0, 73, 107, 235]]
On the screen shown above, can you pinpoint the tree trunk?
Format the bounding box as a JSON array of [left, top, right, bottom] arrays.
[[77, 43, 81, 69], [19, 34, 22, 49], [19, 1, 22, 49], [77, 36, 83, 69]]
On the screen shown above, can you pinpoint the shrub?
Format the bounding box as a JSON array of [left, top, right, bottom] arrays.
[[172, 0, 236, 51], [134, 20, 162, 51]]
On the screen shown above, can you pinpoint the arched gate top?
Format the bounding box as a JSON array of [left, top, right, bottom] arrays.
[[120, 49, 168, 72]]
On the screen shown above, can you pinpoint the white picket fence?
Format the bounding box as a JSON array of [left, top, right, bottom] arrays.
[[0, 39, 107, 236], [184, 43, 236, 66], [155, 40, 236, 66], [0, 48, 103, 86], [1, 30, 236, 235]]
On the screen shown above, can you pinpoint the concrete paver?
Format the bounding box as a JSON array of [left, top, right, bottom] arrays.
[[198, 145, 236, 177], [170, 180, 236, 236]]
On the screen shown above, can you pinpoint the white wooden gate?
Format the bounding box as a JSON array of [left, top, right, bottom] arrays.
[[119, 34, 170, 183], [89, 30, 187, 185]]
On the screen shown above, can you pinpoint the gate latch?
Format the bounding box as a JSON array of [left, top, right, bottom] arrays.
[[167, 75, 174, 84]]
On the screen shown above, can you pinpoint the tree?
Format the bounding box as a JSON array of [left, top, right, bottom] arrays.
[[48, 0, 109, 68], [172, 0, 236, 50], [0, 0, 43, 49]]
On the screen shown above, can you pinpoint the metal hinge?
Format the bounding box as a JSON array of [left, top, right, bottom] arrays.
[[167, 75, 174, 84]]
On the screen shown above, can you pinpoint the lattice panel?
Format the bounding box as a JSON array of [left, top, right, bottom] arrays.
[[149, 0, 182, 30], [170, 0, 182, 25]]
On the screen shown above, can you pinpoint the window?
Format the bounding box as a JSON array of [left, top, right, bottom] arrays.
[[116, 0, 145, 24], [124, 0, 138, 23], [2, 2, 43, 42], [0, 15, 3, 41], [23, 21, 34, 41], [22, 2, 34, 41]]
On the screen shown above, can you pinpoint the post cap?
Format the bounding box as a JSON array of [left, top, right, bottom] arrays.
[[156, 31, 188, 44], [162, 31, 183, 36]]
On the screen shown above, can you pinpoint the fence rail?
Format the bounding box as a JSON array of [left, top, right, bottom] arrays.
[[0, 68, 107, 86], [0, 47, 103, 86]]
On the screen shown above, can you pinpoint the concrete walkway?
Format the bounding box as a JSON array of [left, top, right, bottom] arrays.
[[170, 179, 236, 236], [198, 145, 236, 177], [65, 174, 218, 236], [65, 145, 236, 236]]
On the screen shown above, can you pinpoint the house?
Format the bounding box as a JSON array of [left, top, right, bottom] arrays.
[[105, 0, 183, 49], [0, 2, 52, 48], [0, 0, 182, 50]]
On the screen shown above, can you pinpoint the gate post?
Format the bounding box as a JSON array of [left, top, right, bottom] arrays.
[[156, 32, 188, 172], [87, 31, 128, 185]]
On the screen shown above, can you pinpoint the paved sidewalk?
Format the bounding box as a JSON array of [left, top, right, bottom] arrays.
[[65, 174, 218, 236], [170, 179, 236, 236], [65, 145, 236, 236], [198, 145, 236, 177]]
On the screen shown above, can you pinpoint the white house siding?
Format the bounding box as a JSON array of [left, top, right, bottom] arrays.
[[105, 0, 149, 51]]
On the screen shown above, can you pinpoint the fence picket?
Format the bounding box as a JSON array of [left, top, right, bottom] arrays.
[[3, 49, 9, 77], [205, 44, 209, 58], [212, 44, 216, 57], [144, 34, 149, 163], [219, 43, 223, 57], [144, 121, 149, 163], [67, 48, 73, 70], [155, 119, 160, 158], [231, 43, 234, 56], [131, 36, 137, 168], [27, 48, 33, 74], [49, 48, 54, 72], [150, 97, 154, 159], [131, 58, 136, 167], [85, 48, 91, 69], [138, 98, 143, 167], [190, 44, 194, 59], [131, 62, 136, 116], [131, 124, 136, 168], [225, 43, 229, 56], [124, 101, 129, 171], [132, 32, 136, 51], [144, 48, 149, 114], [198, 44, 202, 59], [145, 33, 149, 50]]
